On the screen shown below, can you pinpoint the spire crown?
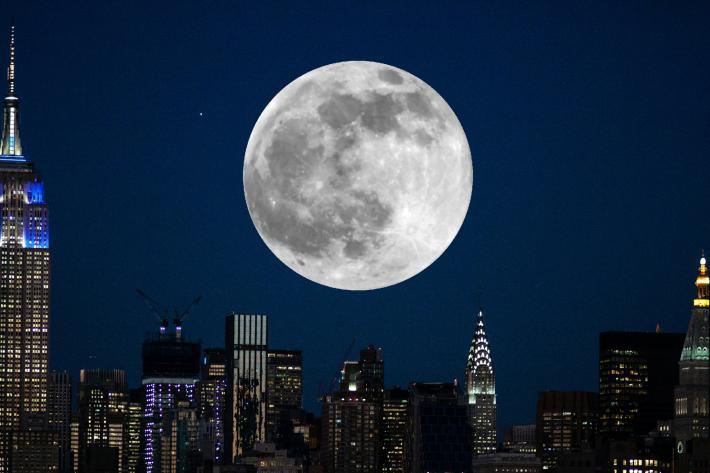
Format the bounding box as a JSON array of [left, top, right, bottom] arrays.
[[465, 308, 495, 397], [1, 23, 22, 158], [7, 23, 15, 97], [694, 251, 709, 308]]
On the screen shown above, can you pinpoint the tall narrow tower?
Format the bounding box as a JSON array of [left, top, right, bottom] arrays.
[[673, 252, 710, 443], [225, 313, 268, 461], [0, 21, 50, 438], [465, 310, 497, 455], [0, 25, 51, 473]]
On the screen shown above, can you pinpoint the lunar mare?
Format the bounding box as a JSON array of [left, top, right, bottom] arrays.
[[244, 61, 472, 290]]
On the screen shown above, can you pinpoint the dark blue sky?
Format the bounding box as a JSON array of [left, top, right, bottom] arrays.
[[4, 1, 710, 430]]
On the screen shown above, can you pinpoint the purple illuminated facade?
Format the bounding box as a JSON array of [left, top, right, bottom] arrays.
[[141, 329, 201, 473]]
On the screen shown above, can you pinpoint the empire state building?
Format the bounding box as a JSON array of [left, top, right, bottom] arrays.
[[0, 22, 51, 449]]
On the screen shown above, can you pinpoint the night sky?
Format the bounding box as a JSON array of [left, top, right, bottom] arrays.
[[3, 1, 710, 431]]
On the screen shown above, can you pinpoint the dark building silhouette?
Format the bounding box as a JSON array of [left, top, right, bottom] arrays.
[[675, 437, 710, 473], [6, 429, 60, 472], [381, 387, 409, 473], [358, 346, 384, 400], [48, 371, 73, 473], [599, 331, 684, 439], [85, 445, 119, 473], [320, 346, 384, 473], [408, 381, 471, 473], [674, 253, 709, 443], [535, 391, 598, 471], [266, 349, 303, 443], [338, 345, 384, 399]]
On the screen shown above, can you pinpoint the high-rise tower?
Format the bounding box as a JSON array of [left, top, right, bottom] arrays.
[[225, 313, 268, 461], [142, 325, 201, 473], [673, 253, 709, 443], [78, 369, 129, 473], [321, 345, 384, 473], [598, 330, 684, 439], [0, 24, 51, 472], [465, 310, 497, 455], [266, 349, 303, 443], [198, 348, 227, 465]]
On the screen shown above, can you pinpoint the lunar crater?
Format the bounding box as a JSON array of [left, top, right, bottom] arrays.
[[244, 61, 472, 290]]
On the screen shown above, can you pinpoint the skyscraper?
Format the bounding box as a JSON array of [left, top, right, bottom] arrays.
[[48, 371, 73, 473], [599, 331, 684, 439], [358, 345, 384, 400], [78, 369, 128, 473], [466, 310, 497, 456], [0, 25, 51, 472], [535, 391, 598, 471], [225, 313, 268, 461], [674, 253, 709, 443], [408, 381, 472, 473], [122, 390, 142, 473], [142, 325, 201, 473], [198, 348, 226, 465], [321, 392, 381, 473], [266, 349, 303, 442], [381, 387, 409, 473], [321, 346, 385, 473]]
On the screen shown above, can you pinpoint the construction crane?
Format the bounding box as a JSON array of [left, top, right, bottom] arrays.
[[172, 296, 202, 340], [136, 289, 202, 339], [318, 337, 357, 401], [136, 289, 170, 336]]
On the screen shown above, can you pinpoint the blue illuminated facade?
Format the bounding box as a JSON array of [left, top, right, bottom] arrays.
[[0, 25, 52, 472]]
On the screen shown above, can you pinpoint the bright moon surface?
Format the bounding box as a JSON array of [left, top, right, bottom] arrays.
[[244, 61, 472, 290]]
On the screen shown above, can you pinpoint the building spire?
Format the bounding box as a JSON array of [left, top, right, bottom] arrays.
[[465, 309, 495, 394], [7, 23, 15, 97], [694, 250, 709, 308], [465, 308, 497, 456], [1, 22, 22, 157]]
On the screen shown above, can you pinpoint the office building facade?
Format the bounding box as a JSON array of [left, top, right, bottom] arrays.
[[535, 391, 598, 471], [321, 392, 380, 473], [225, 313, 268, 461], [599, 331, 684, 439], [78, 369, 128, 473], [266, 350, 303, 442], [198, 348, 227, 465], [48, 371, 73, 473], [381, 387, 409, 473]]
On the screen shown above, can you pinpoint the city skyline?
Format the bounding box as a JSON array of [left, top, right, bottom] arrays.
[[1, 1, 710, 438]]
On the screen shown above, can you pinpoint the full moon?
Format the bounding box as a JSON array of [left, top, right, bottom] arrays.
[[244, 61, 472, 290]]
